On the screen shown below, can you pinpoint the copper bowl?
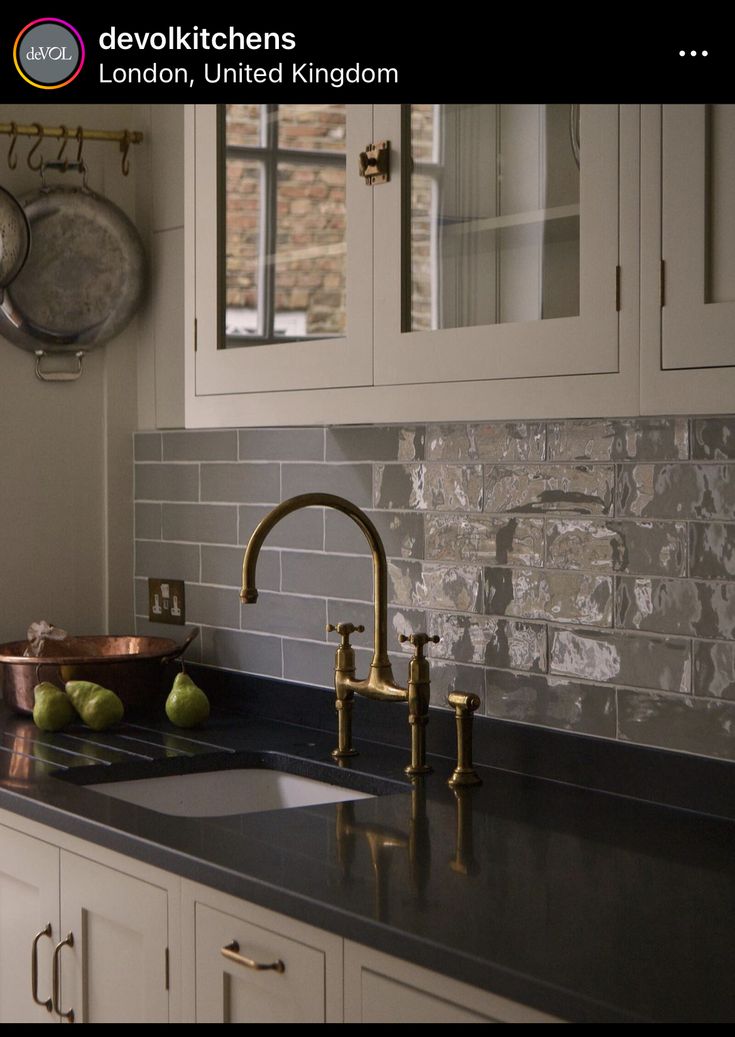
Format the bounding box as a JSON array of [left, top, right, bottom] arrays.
[[0, 629, 198, 714]]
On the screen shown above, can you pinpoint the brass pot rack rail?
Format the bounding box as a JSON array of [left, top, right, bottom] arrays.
[[0, 123, 143, 175]]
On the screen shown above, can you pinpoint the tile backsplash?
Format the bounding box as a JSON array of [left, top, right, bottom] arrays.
[[134, 417, 735, 762]]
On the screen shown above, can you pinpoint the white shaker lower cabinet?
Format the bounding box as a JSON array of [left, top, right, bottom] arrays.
[[343, 942, 560, 1024], [0, 824, 59, 1024], [0, 809, 177, 1024], [59, 851, 168, 1023], [181, 880, 343, 1023]]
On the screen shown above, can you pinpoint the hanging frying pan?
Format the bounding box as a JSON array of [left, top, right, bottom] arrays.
[[0, 168, 145, 379], [0, 184, 31, 288]]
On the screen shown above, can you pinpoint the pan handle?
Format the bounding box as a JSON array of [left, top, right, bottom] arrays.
[[161, 627, 199, 665], [35, 662, 62, 685]]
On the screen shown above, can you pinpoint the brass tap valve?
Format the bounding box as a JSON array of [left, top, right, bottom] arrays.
[[447, 691, 482, 788], [327, 622, 364, 759], [399, 633, 440, 776]]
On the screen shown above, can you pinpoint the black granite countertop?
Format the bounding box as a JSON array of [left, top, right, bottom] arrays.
[[1, 671, 735, 1024]]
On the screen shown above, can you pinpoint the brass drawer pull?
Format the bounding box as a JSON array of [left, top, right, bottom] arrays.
[[220, 940, 285, 974], [52, 932, 75, 1022], [31, 923, 53, 1012]]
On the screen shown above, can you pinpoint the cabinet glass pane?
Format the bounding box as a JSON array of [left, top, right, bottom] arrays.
[[408, 104, 580, 332], [706, 104, 735, 304], [223, 104, 346, 346]]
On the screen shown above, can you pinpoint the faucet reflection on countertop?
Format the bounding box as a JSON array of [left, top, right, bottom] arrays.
[[241, 493, 442, 775]]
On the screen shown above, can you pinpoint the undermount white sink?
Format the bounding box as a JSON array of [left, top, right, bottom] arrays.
[[86, 768, 374, 817]]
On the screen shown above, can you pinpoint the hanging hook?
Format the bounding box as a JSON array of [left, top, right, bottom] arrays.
[[75, 126, 84, 165], [120, 130, 131, 177], [27, 123, 44, 171], [7, 122, 19, 170], [56, 125, 69, 164]]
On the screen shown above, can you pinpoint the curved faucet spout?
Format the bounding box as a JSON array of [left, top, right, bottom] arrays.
[[241, 493, 391, 672]]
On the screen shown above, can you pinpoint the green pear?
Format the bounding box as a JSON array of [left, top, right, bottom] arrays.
[[165, 671, 210, 728], [32, 682, 77, 732], [65, 680, 124, 731]]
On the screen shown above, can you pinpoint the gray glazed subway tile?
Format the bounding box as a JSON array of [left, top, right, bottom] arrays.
[[485, 465, 614, 515], [374, 464, 483, 511], [550, 627, 691, 694], [239, 428, 324, 461], [281, 551, 373, 601], [134, 432, 162, 461], [617, 688, 735, 761], [200, 463, 280, 504], [162, 430, 238, 461], [239, 504, 324, 550], [616, 464, 735, 519], [162, 503, 238, 545], [201, 627, 282, 677], [616, 576, 735, 639], [485, 568, 612, 626], [135, 503, 162, 540], [241, 591, 327, 640], [484, 670, 617, 738], [281, 463, 373, 508], [426, 422, 545, 462], [135, 540, 200, 583], [187, 584, 240, 629], [134, 578, 149, 617], [325, 510, 424, 559], [689, 522, 735, 580], [388, 560, 482, 613], [201, 545, 279, 592], [135, 463, 199, 502], [428, 660, 485, 704], [326, 601, 426, 655], [283, 638, 373, 690], [691, 417, 735, 460], [425, 514, 544, 566], [546, 519, 687, 577], [326, 425, 424, 462], [693, 640, 735, 700], [428, 613, 546, 672], [547, 418, 688, 462]]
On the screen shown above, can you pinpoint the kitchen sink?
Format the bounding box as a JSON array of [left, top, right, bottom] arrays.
[[85, 767, 375, 817]]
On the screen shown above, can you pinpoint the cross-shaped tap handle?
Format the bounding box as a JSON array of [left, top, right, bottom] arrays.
[[398, 632, 440, 659], [326, 622, 365, 648]]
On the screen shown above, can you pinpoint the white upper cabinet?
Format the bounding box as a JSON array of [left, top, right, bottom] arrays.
[[641, 104, 735, 414], [187, 104, 642, 427], [373, 104, 621, 385], [661, 105, 735, 369]]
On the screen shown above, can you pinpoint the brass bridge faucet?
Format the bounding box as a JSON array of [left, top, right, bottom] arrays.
[[241, 493, 439, 775]]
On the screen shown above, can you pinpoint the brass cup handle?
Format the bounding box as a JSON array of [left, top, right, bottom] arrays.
[[52, 932, 75, 1022], [31, 923, 53, 1012], [220, 940, 285, 974]]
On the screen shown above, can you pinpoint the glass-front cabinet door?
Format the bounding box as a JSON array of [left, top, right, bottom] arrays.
[[660, 104, 735, 370], [191, 104, 372, 395], [373, 104, 621, 385]]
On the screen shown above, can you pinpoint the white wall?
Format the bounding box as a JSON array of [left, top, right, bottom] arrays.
[[0, 104, 152, 642]]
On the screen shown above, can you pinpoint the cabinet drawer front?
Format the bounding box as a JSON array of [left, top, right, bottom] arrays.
[[195, 903, 326, 1023]]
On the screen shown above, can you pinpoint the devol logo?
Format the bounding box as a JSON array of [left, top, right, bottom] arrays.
[[14, 18, 85, 89]]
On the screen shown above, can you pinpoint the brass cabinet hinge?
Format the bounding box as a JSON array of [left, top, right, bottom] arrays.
[[660, 260, 666, 307], [165, 947, 169, 990], [615, 265, 621, 311], [358, 141, 390, 185]]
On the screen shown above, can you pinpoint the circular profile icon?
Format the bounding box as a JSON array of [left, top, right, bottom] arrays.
[[14, 18, 85, 89]]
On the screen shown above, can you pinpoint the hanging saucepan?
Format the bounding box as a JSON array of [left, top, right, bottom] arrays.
[[0, 165, 145, 380], [0, 184, 31, 288]]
